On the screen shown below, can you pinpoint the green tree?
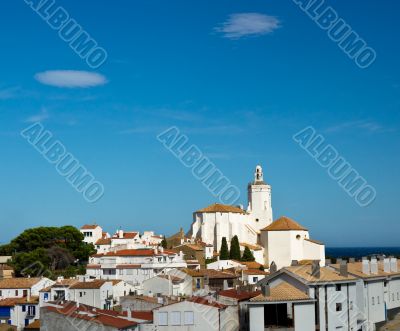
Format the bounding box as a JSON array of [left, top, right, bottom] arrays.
[[161, 236, 168, 249], [229, 235, 241, 260], [219, 237, 229, 260], [241, 246, 256, 262]]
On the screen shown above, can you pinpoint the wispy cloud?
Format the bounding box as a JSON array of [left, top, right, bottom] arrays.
[[35, 70, 107, 88], [25, 108, 49, 123], [215, 13, 281, 39], [325, 120, 393, 134], [0, 86, 21, 100]]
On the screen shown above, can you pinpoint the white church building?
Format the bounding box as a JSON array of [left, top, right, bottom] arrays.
[[189, 165, 325, 269]]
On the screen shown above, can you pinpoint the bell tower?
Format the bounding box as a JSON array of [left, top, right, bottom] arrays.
[[247, 165, 273, 230]]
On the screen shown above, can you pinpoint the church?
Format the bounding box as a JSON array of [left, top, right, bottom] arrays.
[[189, 165, 325, 268]]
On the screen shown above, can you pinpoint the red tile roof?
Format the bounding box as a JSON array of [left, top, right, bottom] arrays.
[[261, 216, 308, 231], [44, 302, 138, 329], [95, 238, 111, 245], [218, 289, 261, 301], [187, 297, 227, 309], [81, 224, 99, 230]]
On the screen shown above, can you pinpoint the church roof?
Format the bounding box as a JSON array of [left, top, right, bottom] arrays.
[[195, 203, 247, 214], [261, 216, 308, 231]]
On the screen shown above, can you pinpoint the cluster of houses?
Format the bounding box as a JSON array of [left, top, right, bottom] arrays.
[[0, 166, 399, 330]]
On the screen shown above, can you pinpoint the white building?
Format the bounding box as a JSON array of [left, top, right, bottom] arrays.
[[250, 263, 359, 331], [80, 224, 105, 246], [259, 216, 326, 269], [330, 257, 400, 330], [86, 248, 187, 286], [153, 296, 238, 330], [190, 165, 273, 252], [0, 277, 54, 329]]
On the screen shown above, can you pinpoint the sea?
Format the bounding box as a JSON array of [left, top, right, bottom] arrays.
[[326, 247, 400, 259]]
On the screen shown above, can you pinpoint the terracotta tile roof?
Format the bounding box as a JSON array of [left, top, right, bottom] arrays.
[[331, 261, 400, 279], [285, 265, 358, 283], [86, 264, 101, 269], [116, 264, 141, 269], [24, 320, 40, 329], [187, 297, 227, 309], [243, 269, 269, 275], [112, 232, 138, 239], [218, 289, 261, 301], [44, 302, 138, 329], [122, 310, 153, 321], [0, 277, 42, 289], [95, 238, 111, 245], [250, 282, 311, 302], [196, 203, 247, 214], [0, 296, 39, 306], [181, 268, 237, 279], [239, 261, 265, 269], [261, 216, 308, 231], [240, 242, 263, 251], [69, 280, 108, 289], [81, 224, 99, 230], [304, 238, 324, 245]]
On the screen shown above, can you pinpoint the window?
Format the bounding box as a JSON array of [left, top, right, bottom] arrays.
[[184, 311, 194, 325], [335, 285, 342, 291], [22, 305, 26, 312], [0, 290, 2, 296], [255, 219, 259, 222], [170, 311, 181, 325], [296, 235, 301, 240], [158, 312, 168, 326], [372, 297, 375, 305], [377, 296, 380, 304], [253, 277, 258, 283], [79, 292, 83, 297], [15, 290, 18, 296], [336, 303, 342, 312]]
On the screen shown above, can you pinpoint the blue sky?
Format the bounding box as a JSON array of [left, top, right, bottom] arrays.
[[0, 0, 399, 246]]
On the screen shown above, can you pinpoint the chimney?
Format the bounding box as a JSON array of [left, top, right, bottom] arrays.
[[119, 229, 124, 239], [223, 279, 228, 290], [269, 261, 277, 274], [311, 260, 320, 278], [127, 308, 134, 321], [362, 259, 370, 275], [291, 260, 299, 266], [390, 257, 398, 273], [325, 259, 332, 265], [370, 258, 378, 274], [349, 258, 355, 263], [340, 261, 348, 277], [261, 284, 270, 297], [384, 258, 391, 273], [337, 258, 343, 264]]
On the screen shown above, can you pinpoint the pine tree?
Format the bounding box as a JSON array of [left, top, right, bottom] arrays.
[[241, 246, 255, 262], [161, 236, 168, 249], [229, 235, 241, 260], [219, 237, 229, 260]]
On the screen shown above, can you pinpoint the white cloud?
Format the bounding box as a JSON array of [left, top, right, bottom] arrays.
[[216, 13, 281, 39], [25, 108, 49, 123], [325, 120, 392, 134], [0, 86, 21, 99], [34, 70, 107, 88]]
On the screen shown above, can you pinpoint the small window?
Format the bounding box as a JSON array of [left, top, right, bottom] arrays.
[[377, 296, 380, 304], [170, 311, 181, 325], [255, 219, 259, 222], [184, 311, 194, 325], [336, 303, 342, 312], [158, 312, 168, 326], [296, 235, 301, 240], [79, 292, 83, 297], [22, 305, 26, 312], [336, 284, 342, 291], [253, 277, 258, 283], [372, 297, 375, 305]]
